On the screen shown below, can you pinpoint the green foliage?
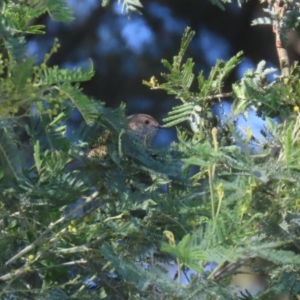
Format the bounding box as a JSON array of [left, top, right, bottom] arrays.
[[101, 0, 143, 14], [232, 60, 300, 120], [0, 124, 27, 183], [252, 0, 300, 46], [142, 20, 300, 300], [144, 27, 243, 137], [2, 1, 300, 300], [0, 0, 73, 60], [102, 0, 243, 14]]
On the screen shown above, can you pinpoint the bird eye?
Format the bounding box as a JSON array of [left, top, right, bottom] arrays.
[[144, 120, 150, 125]]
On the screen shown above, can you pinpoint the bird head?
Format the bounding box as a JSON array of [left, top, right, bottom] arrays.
[[127, 114, 160, 145]]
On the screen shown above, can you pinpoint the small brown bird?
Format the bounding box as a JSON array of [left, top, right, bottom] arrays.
[[88, 114, 159, 158], [127, 114, 160, 146]]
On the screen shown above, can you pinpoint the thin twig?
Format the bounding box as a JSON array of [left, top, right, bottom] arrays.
[[204, 92, 232, 100], [5, 191, 99, 266], [272, 0, 290, 76], [0, 212, 20, 229]]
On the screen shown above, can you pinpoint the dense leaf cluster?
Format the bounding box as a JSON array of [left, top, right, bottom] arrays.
[[1, 1, 300, 300]]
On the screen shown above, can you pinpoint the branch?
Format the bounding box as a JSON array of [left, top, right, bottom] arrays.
[[272, 0, 290, 76], [5, 191, 100, 266]]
